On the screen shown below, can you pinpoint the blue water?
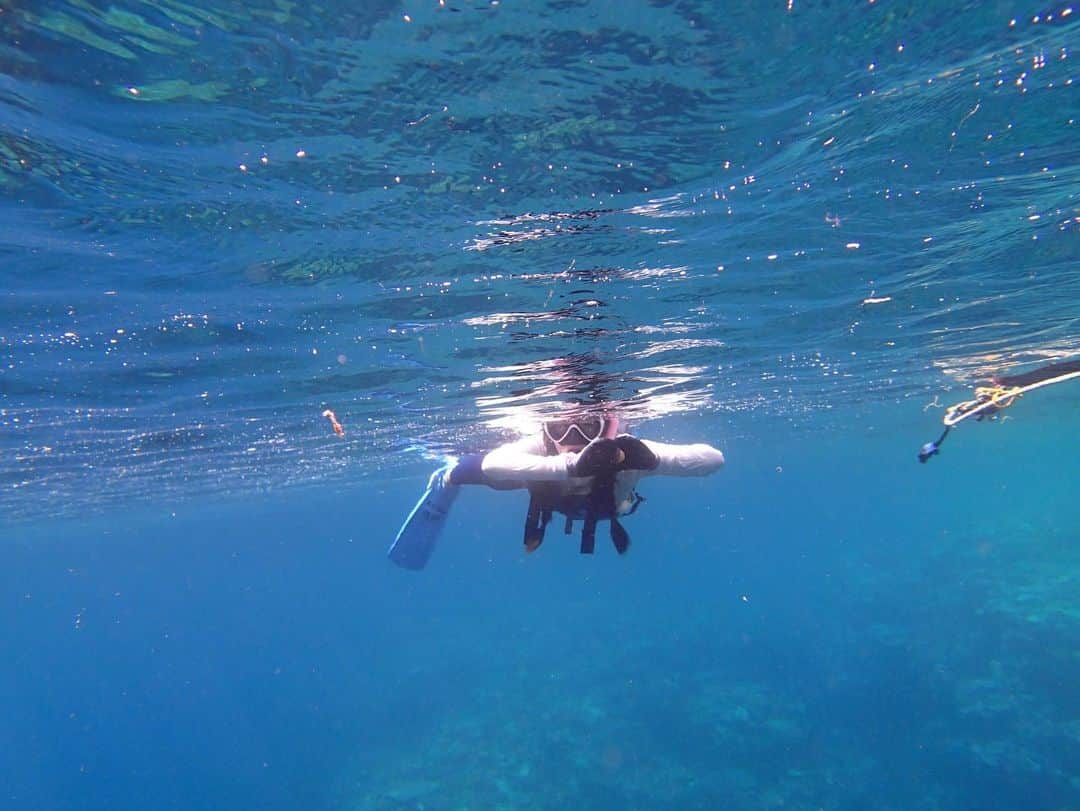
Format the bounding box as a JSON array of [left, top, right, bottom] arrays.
[[3, 1, 1079, 808]]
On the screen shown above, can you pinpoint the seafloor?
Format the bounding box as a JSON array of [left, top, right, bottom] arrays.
[[342, 520, 1079, 810]]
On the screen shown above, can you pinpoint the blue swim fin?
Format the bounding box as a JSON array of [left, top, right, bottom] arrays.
[[388, 465, 460, 570]]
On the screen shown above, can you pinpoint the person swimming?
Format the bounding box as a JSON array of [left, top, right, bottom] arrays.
[[389, 414, 725, 569]]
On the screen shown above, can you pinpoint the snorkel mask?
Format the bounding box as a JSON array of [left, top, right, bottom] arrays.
[[542, 415, 621, 450]]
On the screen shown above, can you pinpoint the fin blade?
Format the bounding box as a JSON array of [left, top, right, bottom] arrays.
[[388, 468, 459, 570]]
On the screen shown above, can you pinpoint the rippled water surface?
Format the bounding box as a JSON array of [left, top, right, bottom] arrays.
[[2, 0, 1077, 517], [2, 4, 1079, 811]]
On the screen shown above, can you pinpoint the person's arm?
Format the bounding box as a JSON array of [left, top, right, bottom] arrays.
[[638, 439, 724, 477], [481, 435, 573, 481]]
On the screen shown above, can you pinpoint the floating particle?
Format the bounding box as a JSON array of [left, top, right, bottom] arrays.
[[322, 409, 345, 437]]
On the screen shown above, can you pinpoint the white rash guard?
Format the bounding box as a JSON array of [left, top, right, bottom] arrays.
[[481, 434, 724, 515]]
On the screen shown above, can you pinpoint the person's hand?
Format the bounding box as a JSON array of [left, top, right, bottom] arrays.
[[615, 436, 659, 471], [568, 438, 623, 477]]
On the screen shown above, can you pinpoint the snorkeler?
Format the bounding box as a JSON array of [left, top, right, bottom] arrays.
[[388, 415, 725, 569], [918, 357, 1080, 463]]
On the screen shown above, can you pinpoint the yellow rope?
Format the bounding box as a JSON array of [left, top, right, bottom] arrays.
[[942, 369, 1080, 427], [943, 385, 1021, 426]]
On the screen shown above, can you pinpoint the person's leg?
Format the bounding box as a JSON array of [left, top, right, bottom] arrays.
[[390, 453, 523, 570], [448, 453, 524, 491]]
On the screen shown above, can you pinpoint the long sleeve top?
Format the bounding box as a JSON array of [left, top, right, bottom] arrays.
[[481, 435, 724, 515]]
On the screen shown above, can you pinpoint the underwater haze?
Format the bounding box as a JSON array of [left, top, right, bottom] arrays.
[[2, 1, 1079, 809]]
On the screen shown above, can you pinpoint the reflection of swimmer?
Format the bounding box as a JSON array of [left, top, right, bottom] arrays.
[[919, 358, 1080, 463], [389, 415, 724, 569]]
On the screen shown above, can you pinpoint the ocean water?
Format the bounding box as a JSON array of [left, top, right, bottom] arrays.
[[2, 1, 1078, 808]]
